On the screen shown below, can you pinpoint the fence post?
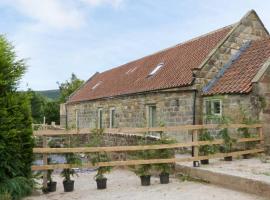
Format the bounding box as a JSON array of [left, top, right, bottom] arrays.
[[258, 127, 264, 146], [192, 130, 200, 167], [42, 135, 48, 190]]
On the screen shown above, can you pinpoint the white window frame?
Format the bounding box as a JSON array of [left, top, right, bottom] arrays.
[[98, 108, 103, 129], [205, 99, 222, 116], [109, 108, 116, 128], [148, 63, 164, 76]]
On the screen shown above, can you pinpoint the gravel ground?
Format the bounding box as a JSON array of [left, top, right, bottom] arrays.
[[24, 169, 267, 200], [179, 156, 270, 184]]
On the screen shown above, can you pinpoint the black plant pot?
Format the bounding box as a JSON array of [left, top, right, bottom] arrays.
[[140, 175, 151, 186], [96, 178, 107, 189], [63, 180, 74, 192], [200, 159, 209, 165], [243, 154, 252, 159], [224, 156, 233, 161], [47, 181, 57, 192], [159, 173, 169, 184]]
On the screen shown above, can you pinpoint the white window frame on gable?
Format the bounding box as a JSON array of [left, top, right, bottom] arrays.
[[205, 99, 222, 116], [97, 108, 103, 129], [109, 108, 116, 128]]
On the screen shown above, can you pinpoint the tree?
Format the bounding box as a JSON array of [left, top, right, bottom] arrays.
[[0, 35, 34, 199], [58, 73, 84, 103], [28, 90, 46, 124], [44, 101, 60, 124]]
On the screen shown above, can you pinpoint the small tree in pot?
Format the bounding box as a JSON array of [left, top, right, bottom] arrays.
[[199, 131, 217, 164], [88, 129, 112, 189], [130, 135, 155, 186], [61, 153, 81, 192], [47, 158, 57, 192], [154, 132, 176, 184], [219, 128, 236, 161], [238, 113, 258, 159]]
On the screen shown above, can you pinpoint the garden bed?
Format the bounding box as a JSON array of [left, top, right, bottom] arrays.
[[24, 169, 266, 200]]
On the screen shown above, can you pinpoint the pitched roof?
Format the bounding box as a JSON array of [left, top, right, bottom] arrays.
[[69, 26, 232, 103], [204, 38, 270, 95]]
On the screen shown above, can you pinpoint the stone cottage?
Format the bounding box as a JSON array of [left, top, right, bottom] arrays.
[[61, 10, 270, 151]]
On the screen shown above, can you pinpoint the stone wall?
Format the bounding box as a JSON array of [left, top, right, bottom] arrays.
[[64, 90, 195, 141], [254, 65, 270, 153], [193, 11, 268, 125], [196, 11, 268, 88]]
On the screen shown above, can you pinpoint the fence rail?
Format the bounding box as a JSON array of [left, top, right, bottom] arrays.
[[33, 123, 262, 136], [32, 123, 264, 188]]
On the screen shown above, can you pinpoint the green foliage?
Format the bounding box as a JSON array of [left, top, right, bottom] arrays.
[[28, 90, 46, 123], [153, 132, 176, 174], [0, 35, 34, 199], [218, 128, 236, 153], [237, 108, 258, 150], [0, 177, 33, 200], [199, 130, 218, 156], [58, 73, 84, 103], [0, 191, 12, 200], [0, 36, 26, 93], [60, 136, 82, 181], [60, 153, 81, 181], [129, 134, 156, 176], [88, 129, 112, 180], [44, 101, 60, 124], [47, 158, 55, 183]]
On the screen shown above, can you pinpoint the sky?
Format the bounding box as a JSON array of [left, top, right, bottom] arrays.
[[0, 0, 270, 90]]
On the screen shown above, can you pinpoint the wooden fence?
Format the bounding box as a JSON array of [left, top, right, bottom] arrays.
[[32, 124, 264, 188]]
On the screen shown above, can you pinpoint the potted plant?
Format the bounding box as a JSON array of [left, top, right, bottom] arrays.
[[154, 133, 176, 184], [219, 128, 236, 161], [238, 116, 258, 159], [134, 164, 152, 186], [47, 158, 57, 192], [88, 129, 112, 189], [60, 153, 81, 192], [199, 130, 217, 164], [129, 135, 155, 186]]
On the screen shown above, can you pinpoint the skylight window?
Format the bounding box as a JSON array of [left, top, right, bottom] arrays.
[[148, 63, 164, 76], [92, 81, 102, 90]]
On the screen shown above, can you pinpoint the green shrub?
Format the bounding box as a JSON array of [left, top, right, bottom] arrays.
[[0, 35, 34, 199]]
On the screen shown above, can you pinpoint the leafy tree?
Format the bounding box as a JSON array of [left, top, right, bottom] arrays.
[[0, 35, 34, 199], [28, 90, 46, 124], [58, 73, 84, 103], [44, 101, 60, 124]]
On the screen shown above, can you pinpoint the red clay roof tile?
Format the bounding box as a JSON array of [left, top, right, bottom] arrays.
[[69, 26, 232, 103], [204, 38, 270, 95]]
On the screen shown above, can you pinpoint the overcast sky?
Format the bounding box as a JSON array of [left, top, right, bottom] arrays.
[[0, 0, 270, 90]]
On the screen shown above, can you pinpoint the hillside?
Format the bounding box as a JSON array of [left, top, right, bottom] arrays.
[[37, 89, 60, 100]]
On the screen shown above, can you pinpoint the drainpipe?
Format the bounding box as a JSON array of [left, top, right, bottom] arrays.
[[192, 90, 200, 167], [65, 103, 68, 129]]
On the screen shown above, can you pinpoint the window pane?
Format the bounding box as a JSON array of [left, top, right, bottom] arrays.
[[98, 109, 102, 128], [110, 109, 115, 128], [148, 105, 157, 127], [213, 101, 221, 114], [205, 101, 211, 115]]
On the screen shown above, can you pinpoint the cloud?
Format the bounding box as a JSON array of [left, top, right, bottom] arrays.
[[2, 0, 85, 30], [81, 0, 124, 8]]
